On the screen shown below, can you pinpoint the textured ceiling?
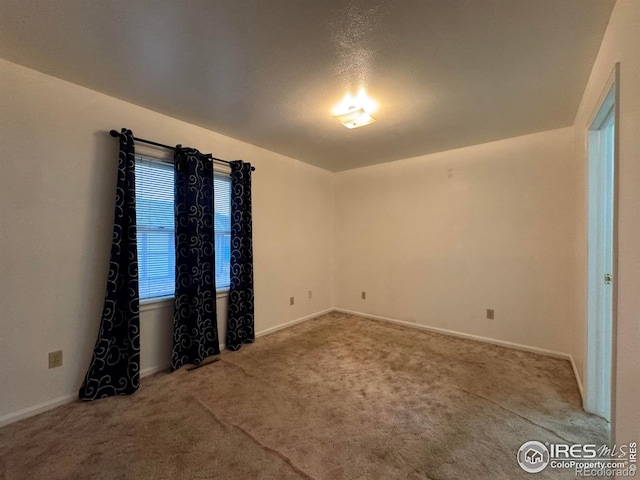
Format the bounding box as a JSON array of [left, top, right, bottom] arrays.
[[0, 0, 614, 171]]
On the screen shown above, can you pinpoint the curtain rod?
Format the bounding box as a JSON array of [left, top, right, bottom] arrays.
[[109, 130, 255, 171]]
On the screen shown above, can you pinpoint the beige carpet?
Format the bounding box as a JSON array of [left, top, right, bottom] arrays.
[[0, 312, 607, 480]]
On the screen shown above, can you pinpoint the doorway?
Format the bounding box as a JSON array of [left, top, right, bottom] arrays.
[[586, 65, 618, 424]]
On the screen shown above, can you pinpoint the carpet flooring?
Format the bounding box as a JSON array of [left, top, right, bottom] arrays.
[[0, 312, 608, 479]]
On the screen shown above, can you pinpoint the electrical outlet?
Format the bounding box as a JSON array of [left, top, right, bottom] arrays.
[[361, 291, 367, 300], [308, 290, 313, 299], [290, 296, 295, 306], [49, 350, 63, 368], [486, 309, 495, 320]]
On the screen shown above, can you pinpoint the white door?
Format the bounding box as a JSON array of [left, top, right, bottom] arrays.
[[586, 81, 616, 422]]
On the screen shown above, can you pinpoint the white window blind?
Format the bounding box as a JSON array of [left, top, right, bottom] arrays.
[[213, 173, 232, 290], [135, 156, 232, 300]]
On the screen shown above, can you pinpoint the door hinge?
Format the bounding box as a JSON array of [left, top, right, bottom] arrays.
[[604, 273, 613, 285]]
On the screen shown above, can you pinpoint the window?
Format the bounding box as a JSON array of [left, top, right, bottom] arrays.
[[213, 173, 232, 290], [135, 156, 232, 300]]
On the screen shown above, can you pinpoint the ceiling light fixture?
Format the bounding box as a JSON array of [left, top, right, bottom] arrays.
[[333, 107, 376, 129], [332, 89, 377, 129]]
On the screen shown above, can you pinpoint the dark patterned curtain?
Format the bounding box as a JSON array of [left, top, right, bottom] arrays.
[[226, 161, 255, 351], [172, 146, 220, 371], [79, 128, 140, 400]]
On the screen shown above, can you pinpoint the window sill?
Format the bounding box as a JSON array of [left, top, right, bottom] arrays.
[[140, 289, 230, 312]]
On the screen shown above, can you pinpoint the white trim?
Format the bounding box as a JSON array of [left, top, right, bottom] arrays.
[[216, 308, 334, 351], [585, 66, 618, 129], [255, 308, 334, 340], [584, 62, 619, 429], [0, 393, 78, 428], [217, 308, 335, 351], [145, 306, 578, 375], [135, 149, 231, 176], [140, 364, 169, 378], [570, 355, 585, 406], [140, 290, 230, 312], [0, 307, 332, 428], [334, 308, 572, 359], [337, 307, 587, 410], [140, 296, 173, 311], [0, 306, 585, 429], [0, 363, 172, 428], [135, 144, 173, 163]]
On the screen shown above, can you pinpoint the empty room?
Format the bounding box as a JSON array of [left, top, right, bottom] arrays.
[[1, 1, 639, 479]]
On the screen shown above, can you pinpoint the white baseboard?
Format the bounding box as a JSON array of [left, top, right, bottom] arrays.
[[217, 308, 334, 351], [334, 308, 573, 360], [1, 307, 583, 428], [0, 393, 78, 428], [255, 308, 334, 339], [0, 364, 175, 428], [0, 308, 333, 428], [337, 307, 588, 409], [569, 355, 585, 406], [140, 364, 170, 378]]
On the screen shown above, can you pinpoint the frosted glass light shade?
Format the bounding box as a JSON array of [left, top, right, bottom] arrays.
[[333, 107, 376, 129]]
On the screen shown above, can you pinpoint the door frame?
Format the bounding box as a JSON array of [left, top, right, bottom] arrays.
[[585, 62, 619, 432]]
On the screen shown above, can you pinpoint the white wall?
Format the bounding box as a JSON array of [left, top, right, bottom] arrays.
[[0, 58, 334, 423], [572, 0, 640, 444], [334, 127, 579, 356], [2, 4, 638, 438]]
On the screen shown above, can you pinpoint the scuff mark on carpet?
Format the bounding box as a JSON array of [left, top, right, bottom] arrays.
[[451, 385, 575, 444], [192, 396, 317, 480]]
